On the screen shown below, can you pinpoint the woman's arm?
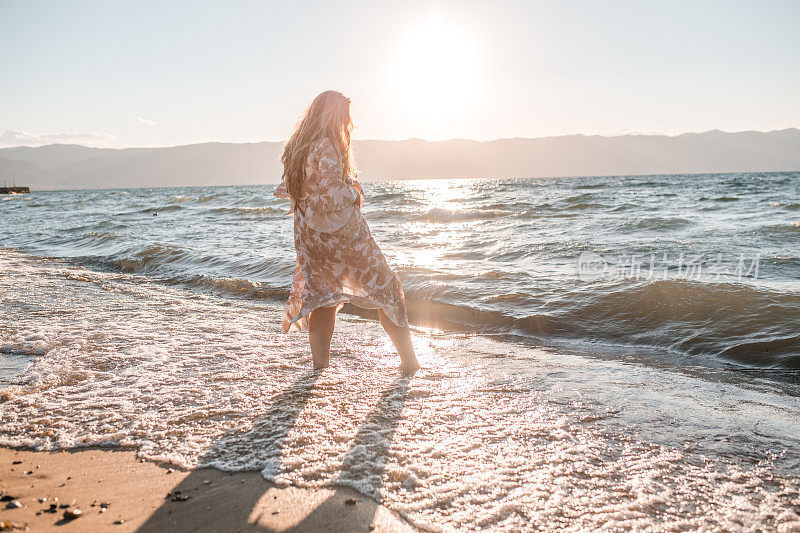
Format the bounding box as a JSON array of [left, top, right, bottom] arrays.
[[350, 176, 365, 210], [312, 139, 363, 212], [297, 139, 363, 232], [272, 180, 298, 216], [273, 180, 289, 198]]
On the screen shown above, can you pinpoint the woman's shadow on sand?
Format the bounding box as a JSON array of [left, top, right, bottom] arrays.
[[136, 370, 412, 532]]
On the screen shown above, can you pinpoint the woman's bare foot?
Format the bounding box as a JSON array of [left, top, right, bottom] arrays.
[[378, 309, 420, 374], [399, 360, 421, 375]]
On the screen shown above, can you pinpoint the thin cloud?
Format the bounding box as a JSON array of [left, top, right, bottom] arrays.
[[0, 129, 117, 147], [133, 116, 156, 126]]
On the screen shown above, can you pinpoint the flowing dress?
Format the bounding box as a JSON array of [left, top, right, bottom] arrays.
[[273, 137, 408, 333]]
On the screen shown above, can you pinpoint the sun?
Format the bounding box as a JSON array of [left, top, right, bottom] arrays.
[[391, 16, 484, 140]]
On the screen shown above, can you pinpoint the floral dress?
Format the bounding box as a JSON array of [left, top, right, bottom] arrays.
[[273, 137, 408, 333]]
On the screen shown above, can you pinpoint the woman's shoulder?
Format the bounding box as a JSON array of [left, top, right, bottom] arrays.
[[309, 137, 339, 169], [311, 137, 335, 156]]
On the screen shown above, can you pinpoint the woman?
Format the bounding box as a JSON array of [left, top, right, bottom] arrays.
[[274, 90, 420, 374]]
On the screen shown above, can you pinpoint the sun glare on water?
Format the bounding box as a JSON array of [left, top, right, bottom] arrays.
[[391, 16, 484, 140]]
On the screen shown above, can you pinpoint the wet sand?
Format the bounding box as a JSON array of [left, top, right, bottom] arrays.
[[0, 447, 416, 532]]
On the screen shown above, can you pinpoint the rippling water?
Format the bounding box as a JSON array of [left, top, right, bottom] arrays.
[[1, 173, 799, 531], [3, 172, 799, 368]]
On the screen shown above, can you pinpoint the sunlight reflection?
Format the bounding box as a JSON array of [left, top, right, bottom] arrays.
[[390, 179, 475, 269], [405, 178, 467, 210]]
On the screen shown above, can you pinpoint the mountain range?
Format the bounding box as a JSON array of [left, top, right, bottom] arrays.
[[1, 128, 798, 190]]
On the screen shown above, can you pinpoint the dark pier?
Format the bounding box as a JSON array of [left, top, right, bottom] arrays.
[[0, 186, 30, 194]]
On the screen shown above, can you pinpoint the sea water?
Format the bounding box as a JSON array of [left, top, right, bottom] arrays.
[[1, 173, 799, 530]]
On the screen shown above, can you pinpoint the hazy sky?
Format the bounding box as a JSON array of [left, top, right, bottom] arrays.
[[1, 0, 798, 147]]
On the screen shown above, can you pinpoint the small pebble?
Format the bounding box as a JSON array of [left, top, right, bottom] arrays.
[[100, 502, 110, 508], [38, 497, 47, 503], [166, 468, 175, 474], [202, 479, 211, 485], [11, 461, 21, 465], [63, 508, 82, 520], [166, 490, 190, 502], [5, 500, 22, 509], [100, 507, 107, 513], [114, 520, 125, 525]]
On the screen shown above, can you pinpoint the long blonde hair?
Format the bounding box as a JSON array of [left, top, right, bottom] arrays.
[[281, 90, 354, 203]]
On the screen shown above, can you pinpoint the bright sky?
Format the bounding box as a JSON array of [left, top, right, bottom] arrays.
[[1, 0, 798, 147]]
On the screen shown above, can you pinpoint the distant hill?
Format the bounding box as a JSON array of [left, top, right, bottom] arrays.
[[1, 128, 799, 190], [0, 156, 51, 188]]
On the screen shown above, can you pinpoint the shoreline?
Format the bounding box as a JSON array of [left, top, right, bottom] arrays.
[[0, 446, 417, 532]]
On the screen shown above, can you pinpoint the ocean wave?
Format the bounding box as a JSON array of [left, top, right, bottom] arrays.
[[757, 222, 800, 236], [718, 337, 800, 368], [368, 191, 408, 202], [416, 207, 511, 223], [566, 202, 609, 210], [55, 231, 126, 251], [208, 206, 283, 218], [127, 205, 185, 215], [626, 217, 693, 231], [49, 235, 798, 369], [50, 239, 800, 369], [170, 273, 289, 300], [109, 243, 192, 273], [7, 230, 800, 370], [565, 193, 598, 203], [198, 194, 224, 203], [404, 279, 800, 369], [64, 221, 130, 233]]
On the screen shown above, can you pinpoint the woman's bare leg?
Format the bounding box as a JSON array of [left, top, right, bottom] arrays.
[[309, 306, 337, 369], [378, 309, 420, 374]]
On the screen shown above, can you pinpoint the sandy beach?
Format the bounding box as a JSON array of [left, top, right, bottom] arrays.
[[0, 447, 415, 532]]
